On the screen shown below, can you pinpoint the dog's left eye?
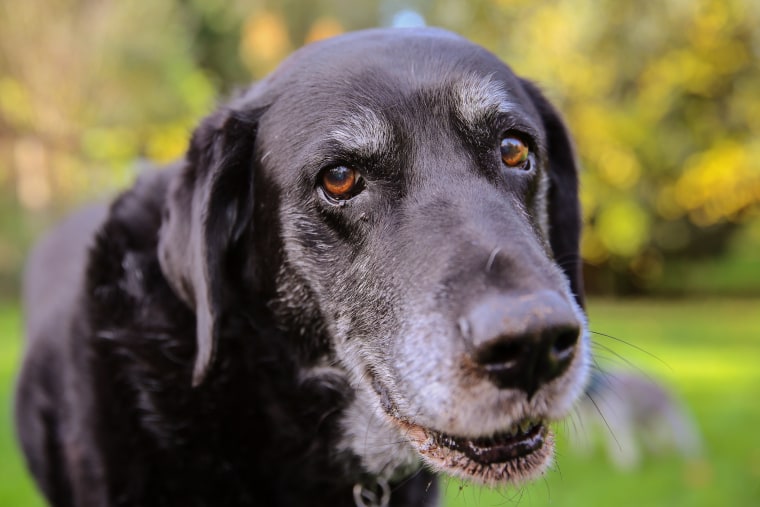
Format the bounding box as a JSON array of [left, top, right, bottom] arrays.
[[500, 136, 531, 170], [320, 166, 362, 201]]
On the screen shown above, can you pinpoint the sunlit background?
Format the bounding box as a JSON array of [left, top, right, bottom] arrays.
[[0, 0, 758, 506]]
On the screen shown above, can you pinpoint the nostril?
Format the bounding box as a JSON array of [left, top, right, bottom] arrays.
[[550, 327, 579, 363], [474, 340, 524, 372], [539, 326, 579, 385]]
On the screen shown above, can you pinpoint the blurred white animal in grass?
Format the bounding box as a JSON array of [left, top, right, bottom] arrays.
[[571, 370, 702, 469]]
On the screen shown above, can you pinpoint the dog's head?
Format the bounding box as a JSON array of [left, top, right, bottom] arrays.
[[159, 28, 589, 486]]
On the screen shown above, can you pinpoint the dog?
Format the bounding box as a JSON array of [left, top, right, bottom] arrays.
[[15, 27, 589, 506], [572, 370, 701, 469]]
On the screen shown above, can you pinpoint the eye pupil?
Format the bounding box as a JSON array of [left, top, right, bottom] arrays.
[[501, 137, 530, 168], [322, 166, 358, 198]]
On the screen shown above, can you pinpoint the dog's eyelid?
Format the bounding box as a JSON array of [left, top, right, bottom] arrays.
[[493, 112, 541, 146], [498, 123, 539, 146]]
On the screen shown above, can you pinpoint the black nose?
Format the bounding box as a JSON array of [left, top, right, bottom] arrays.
[[462, 290, 581, 396]]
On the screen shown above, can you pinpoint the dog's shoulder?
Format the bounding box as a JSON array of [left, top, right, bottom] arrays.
[[90, 164, 177, 265], [84, 163, 197, 380], [86, 165, 179, 314]]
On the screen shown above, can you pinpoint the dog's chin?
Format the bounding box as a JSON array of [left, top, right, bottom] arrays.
[[388, 414, 554, 486]]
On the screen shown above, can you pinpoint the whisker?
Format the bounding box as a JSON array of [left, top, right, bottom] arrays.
[[553, 252, 581, 265], [543, 461, 556, 504], [389, 467, 425, 494], [590, 330, 672, 371], [584, 391, 622, 452], [590, 342, 647, 373]]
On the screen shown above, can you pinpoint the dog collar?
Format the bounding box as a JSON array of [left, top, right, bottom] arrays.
[[353, 477, 390, 507]]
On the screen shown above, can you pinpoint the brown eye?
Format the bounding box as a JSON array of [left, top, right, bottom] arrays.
[[321, 166, 360, 199], [500, 136, 530, 168]]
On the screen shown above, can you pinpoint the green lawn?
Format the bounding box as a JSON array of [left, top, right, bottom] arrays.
[[1, 299, 758, 506], [445, 299, 760, 507], [0, 304, 45, 507]]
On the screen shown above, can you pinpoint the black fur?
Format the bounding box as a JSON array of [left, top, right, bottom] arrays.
[[15, 28, 586, 506]]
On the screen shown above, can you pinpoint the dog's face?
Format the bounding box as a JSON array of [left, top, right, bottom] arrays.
[[159, 28, 589, 486]]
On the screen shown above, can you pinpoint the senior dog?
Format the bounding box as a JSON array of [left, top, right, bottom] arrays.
[[15, 28, 589, 506]]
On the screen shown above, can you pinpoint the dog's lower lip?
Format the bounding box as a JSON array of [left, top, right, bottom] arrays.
[[370, 376, 548, 467], [433, 421, 546, 465]]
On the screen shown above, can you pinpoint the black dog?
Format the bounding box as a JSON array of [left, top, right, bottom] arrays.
[[15, 28, 589, 507]]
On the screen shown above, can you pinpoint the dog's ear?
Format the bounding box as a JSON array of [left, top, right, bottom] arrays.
[[159, 105, 262, 386], [520, 79, 585, 308]]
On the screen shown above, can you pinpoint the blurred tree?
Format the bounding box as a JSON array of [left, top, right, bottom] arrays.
[[0, 0, 218, 292], [0, 0, 758, 296], [433, 0, 760, 292], [181, 0, 254, 90]]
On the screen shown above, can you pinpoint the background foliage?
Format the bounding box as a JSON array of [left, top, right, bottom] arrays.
[[1, 0, 759, 297]]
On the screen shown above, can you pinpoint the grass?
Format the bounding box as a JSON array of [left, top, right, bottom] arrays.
[[1, 299, 758, 506], [0, 304, 44, 507], [444, 298, 760, 507]]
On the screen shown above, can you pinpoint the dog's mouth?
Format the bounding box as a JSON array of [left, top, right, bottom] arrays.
[[431, 418, 546, 464], [393, 416, 552, 485], [371, 378, 553, 485]]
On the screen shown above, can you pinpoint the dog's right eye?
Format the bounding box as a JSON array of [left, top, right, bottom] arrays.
[[320, 166, 362, 201], [500, 136, 531, 170]]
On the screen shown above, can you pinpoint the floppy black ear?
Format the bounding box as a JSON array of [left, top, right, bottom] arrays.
[[158, 105, 262, 386], [520, 80, 585, 308]]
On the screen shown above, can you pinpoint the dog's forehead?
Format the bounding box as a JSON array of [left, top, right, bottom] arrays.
[[272, 28, 513, 84], [252, 28, 546, 191], [257, 29, 535, 138]]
